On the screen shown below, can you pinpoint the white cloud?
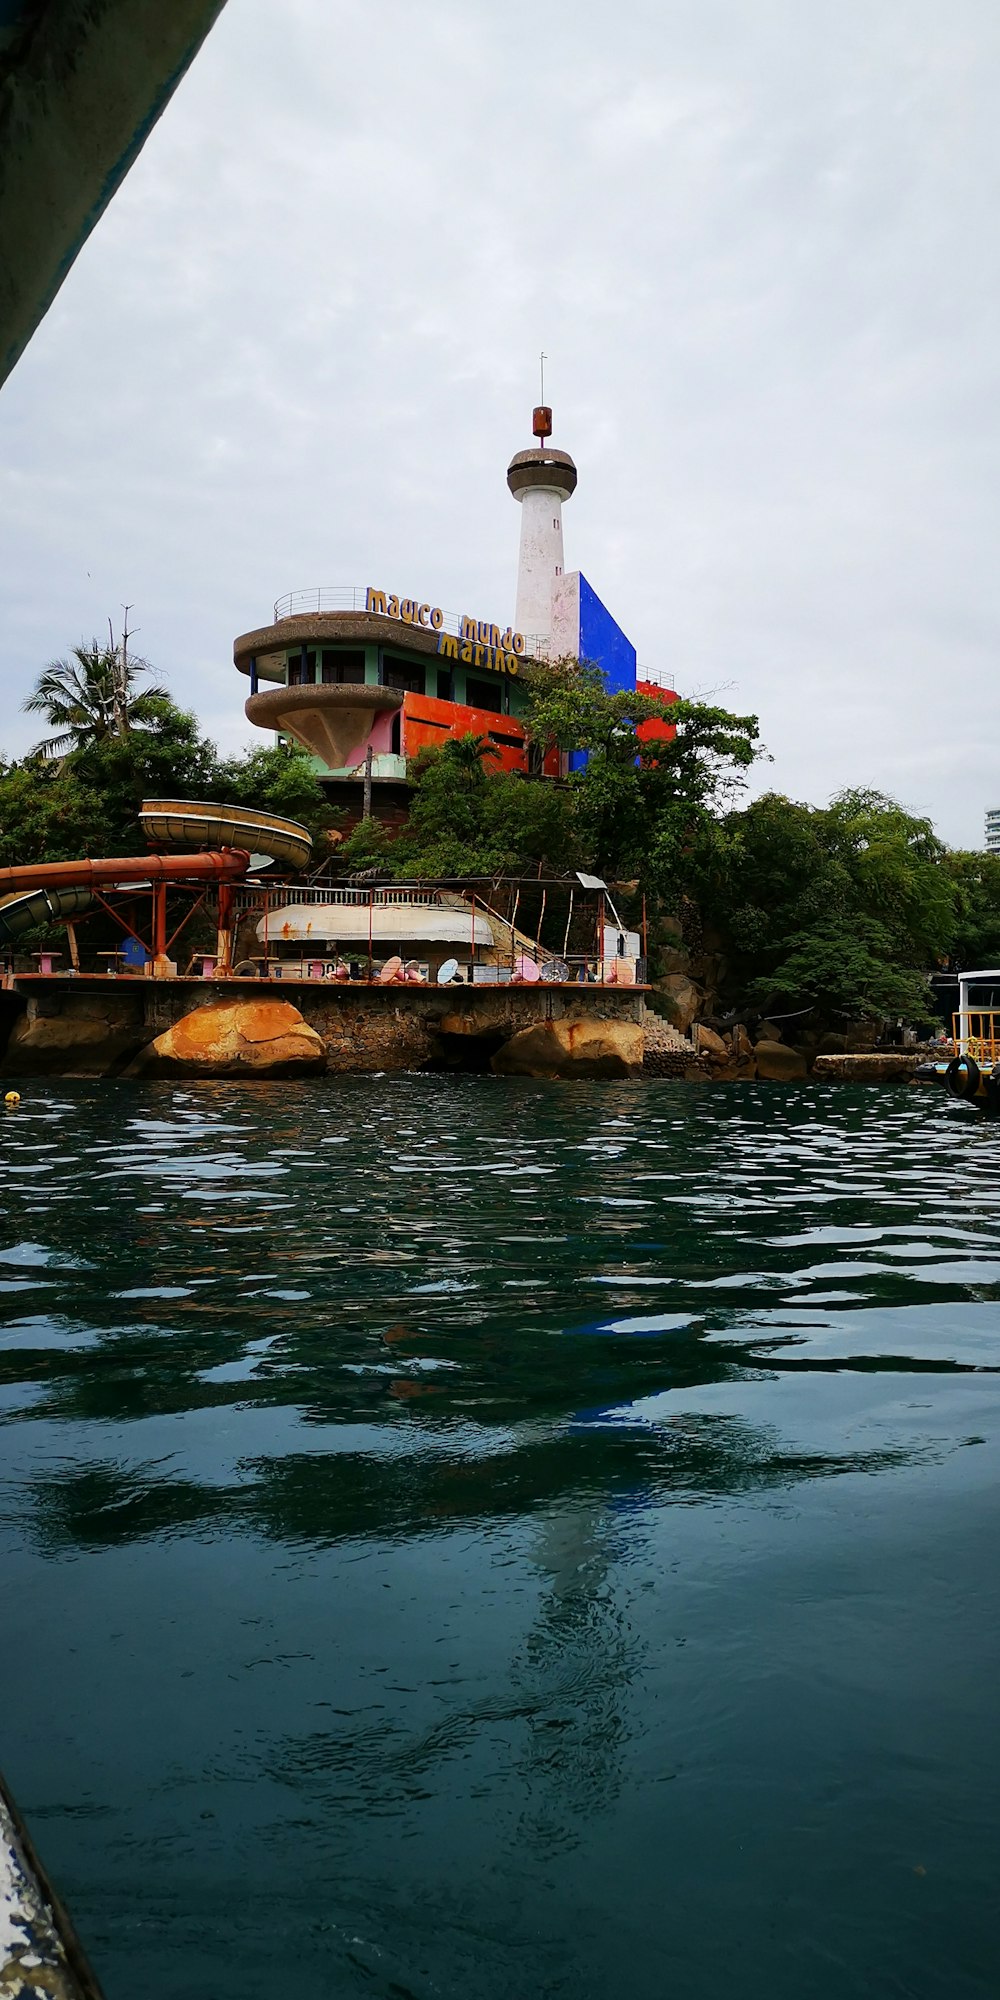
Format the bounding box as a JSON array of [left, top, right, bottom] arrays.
[[1, 0, 999, 841]]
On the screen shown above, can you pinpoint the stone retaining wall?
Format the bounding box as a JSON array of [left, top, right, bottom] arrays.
[[0, 977, 645, 1078]]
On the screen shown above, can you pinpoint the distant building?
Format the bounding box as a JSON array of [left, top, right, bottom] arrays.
[[987, 809, 1000, 854], [235, 405, 675, 817]]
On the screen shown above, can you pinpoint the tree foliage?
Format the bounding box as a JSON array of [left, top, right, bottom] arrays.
[[691, 789, 960, 1022], [23, 637, 168, 760]]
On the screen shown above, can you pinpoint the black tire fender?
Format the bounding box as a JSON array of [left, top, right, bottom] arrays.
[[946, 1054, 981, 1100]]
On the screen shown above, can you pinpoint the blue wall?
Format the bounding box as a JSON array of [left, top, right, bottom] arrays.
[[578, 574, 636, 695]]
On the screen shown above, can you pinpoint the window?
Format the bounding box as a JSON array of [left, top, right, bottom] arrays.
[[321, 649, 366, 685], [390, 711, 401, 755], [488, 730, 524, 749], [383, 658, 425, 695], [465, 677, 502, 715], [287, 650, 316, 686], [437, 668, 454, 702]]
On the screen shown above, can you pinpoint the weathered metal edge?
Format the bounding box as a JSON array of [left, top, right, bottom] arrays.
[[0, 1771, 104, 1999]]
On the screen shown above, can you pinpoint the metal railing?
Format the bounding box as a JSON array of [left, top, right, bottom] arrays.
[[953, 1010, 1000, 1064], [273, 587, 472, 638], [231, 883, 444, 914]]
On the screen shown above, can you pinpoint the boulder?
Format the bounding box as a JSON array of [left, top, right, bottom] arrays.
[[657, 946, 691, 976], [816, 1031, 848, 1056], [654, 915, 684, 942], [135, 999, 326, 1077], [756, 1019, 784, 1043], [696, 1024, 730, 1066], [654, 974, 702, 1032], [754, 1039, 808, 1080], [491, 1018, 644, 1079], [4, 995, 147, 1075], [734, 1024, 754, 1062], [843, 1023, 879, 1052]]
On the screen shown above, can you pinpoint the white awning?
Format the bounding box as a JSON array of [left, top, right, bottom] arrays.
[[257, 902, 495, 947]]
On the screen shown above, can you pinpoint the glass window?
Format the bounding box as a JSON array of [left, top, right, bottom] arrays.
[[436, 668, 454, 702], [383, 658, 425, 695], [465, 676, 502, 715], [321, 650, 366, 685]]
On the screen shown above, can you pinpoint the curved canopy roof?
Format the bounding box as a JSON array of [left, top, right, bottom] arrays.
[[258, 903, 494, 947]]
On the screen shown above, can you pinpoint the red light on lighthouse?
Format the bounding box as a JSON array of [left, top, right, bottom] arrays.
[[532, 405, 552, 441]]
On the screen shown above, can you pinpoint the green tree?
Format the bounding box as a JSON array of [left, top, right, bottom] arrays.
[[213, 743, 338, 848], [694, 789, 958, 1023], [943, 850, 1000, 969], [524, 656, 761, 895], [23, 637, 167, 760]]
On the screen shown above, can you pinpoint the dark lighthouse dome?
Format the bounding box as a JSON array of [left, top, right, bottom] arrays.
[[506, 445, 578, 502]]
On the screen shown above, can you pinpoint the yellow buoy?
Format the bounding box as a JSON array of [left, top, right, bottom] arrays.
[[4, 1091, 20, 1107]]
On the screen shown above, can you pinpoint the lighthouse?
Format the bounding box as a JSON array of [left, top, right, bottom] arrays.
[[506, 404, 577, 655]]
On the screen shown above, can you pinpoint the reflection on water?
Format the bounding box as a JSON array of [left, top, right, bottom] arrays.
[[1, 1078, 999, 1999]]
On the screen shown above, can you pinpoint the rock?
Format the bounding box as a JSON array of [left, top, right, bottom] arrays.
[[816, 1031, 848, 1055], [696, 1024, 730, 1065], [843, 1023, 879, 1052], [135, 999, 326, 1077], [654, 974, 703, 1032], [812, 1053, 922, 1083], [756, 1019, 784, 1043], [754, 1039, 808, 1080], [734, 1024, 753, 1062], [4, 995, 147, 1075], [654, 915, 684, 942], [491, 1018, 644, 1079], [437, 1010, 486, 1036], [657, 947, 691, 975]]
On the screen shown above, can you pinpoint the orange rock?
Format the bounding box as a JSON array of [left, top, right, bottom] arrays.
[[138, 999, 325, 1077], [491, 1018, 643, 1078]]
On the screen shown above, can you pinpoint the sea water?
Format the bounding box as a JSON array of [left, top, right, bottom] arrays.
[[0, 1076, 998, 1999]]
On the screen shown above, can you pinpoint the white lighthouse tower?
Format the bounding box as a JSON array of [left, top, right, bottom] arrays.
[[507, 402, 577, 655]]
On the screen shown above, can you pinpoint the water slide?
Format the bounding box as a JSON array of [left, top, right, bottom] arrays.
[[0, 802, 312, 948]]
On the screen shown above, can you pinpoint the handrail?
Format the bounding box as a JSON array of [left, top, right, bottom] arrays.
[[953, 1009, 1000, 1064], [231, 884, 444, 911], [273, 587, 471, 638]]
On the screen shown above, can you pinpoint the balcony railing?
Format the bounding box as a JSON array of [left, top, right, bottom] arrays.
[[273, 586, 475, 638], [231, 883, 444, 912]]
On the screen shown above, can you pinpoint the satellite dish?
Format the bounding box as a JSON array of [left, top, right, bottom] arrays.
[[514, 954, 541, 983], [248, 852, 271, 872], [377, 954, 403, 984], [540, 959, 569, 983], [437, 957, 459, 984]]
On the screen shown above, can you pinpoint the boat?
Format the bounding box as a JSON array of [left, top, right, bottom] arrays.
[[917, 968, 1000, 1106]]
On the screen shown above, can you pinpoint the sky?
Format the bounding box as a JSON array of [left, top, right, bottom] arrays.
[[1, 0, 999, 845]]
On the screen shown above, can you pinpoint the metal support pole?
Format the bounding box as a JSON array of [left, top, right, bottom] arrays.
[[363, 743, 373, 820], [216, 882, 233, 975], [154, 883, 167, 959]]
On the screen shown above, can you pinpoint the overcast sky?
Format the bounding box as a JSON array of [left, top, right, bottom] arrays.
[[2, 0, 999, 844]]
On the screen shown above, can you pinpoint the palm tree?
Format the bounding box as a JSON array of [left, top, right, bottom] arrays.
[[23, 633, 168, 760], [441, 732, 499, 780]]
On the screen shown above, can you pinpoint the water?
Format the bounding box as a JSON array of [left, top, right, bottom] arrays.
[[1, 1078, 999, 2000]]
